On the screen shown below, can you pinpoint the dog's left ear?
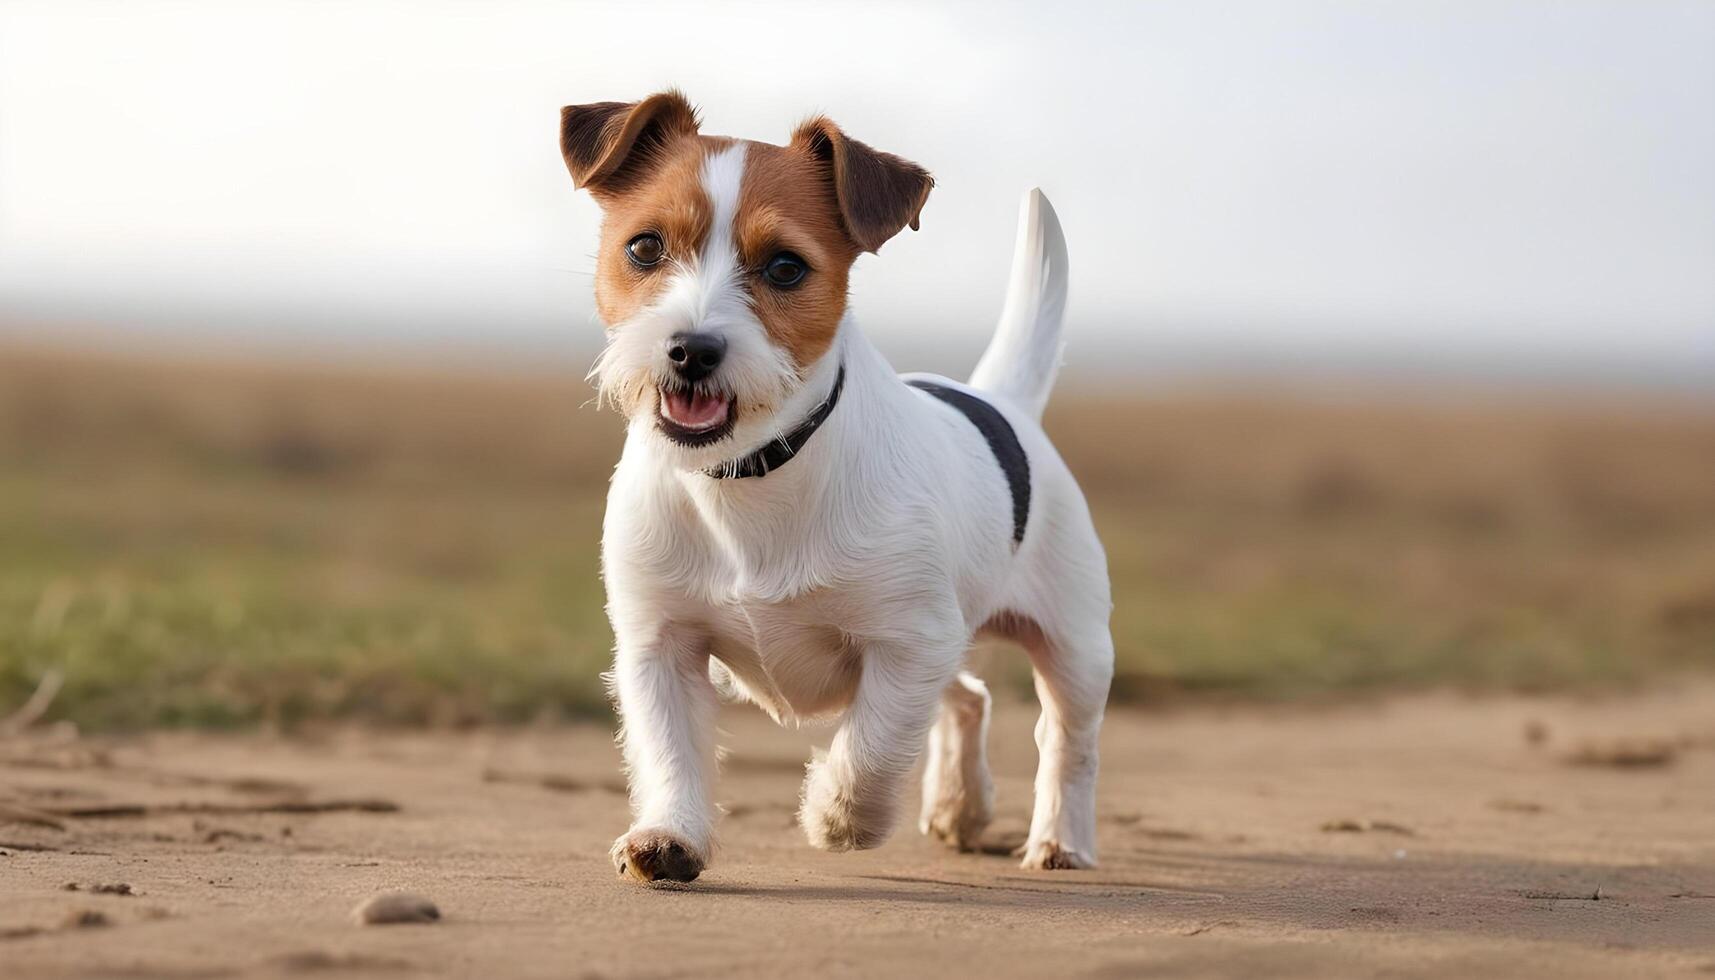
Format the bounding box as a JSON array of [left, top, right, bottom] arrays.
[[791, 117, 933, 253]]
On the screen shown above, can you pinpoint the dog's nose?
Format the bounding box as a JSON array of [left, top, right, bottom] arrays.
[[666, 332, 726, 383]]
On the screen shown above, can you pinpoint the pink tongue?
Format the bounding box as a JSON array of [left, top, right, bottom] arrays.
[[663, 390, 730, 429]]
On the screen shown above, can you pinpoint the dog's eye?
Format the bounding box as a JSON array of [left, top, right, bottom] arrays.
[[762, 252, 808, 289], [626, 232, 665, 269]]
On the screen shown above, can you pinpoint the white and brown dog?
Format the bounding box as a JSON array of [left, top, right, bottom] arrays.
[[559, 91, 1113, 883]]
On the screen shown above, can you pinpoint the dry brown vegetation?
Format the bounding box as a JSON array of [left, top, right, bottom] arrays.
[[3, 341, 1713, 728]]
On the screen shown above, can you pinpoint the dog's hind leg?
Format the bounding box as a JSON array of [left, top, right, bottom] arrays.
[[1003, 514, 1114, 870], [918, 670, 995, 851], [1012, 609, 1112, 869]]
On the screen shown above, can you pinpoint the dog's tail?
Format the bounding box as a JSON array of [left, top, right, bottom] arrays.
[[968, 188, 1068, 421]]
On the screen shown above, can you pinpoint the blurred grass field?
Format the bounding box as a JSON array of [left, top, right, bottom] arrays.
[[3, 342, 1714, 730]]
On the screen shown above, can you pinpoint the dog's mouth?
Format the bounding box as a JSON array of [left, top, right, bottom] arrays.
[[657, 385, 737, 446]]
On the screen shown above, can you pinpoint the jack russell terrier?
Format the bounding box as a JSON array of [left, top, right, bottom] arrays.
[[559, 91, 1113, 883]]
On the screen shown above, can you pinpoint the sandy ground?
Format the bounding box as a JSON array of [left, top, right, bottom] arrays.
[[3, 685, 1714, 979]]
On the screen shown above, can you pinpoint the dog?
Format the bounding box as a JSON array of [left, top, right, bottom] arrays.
[[559, 91, 1113, 883]]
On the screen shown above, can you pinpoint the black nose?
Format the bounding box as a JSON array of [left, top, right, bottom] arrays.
[[667, 332, 725, 383]]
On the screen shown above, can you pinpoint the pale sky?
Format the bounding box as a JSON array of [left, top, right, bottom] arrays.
[[1, 0, 1711, 379]]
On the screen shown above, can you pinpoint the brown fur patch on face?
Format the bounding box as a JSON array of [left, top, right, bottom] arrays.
[[592, 136, 733, 325], [734, 141, 861, 369]]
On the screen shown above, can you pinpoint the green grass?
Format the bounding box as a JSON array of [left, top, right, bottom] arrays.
[[3, 345, 1713, 729], [0, 472, 614, 728]]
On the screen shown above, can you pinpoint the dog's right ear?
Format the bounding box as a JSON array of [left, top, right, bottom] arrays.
[[560, 91, 700, 195]]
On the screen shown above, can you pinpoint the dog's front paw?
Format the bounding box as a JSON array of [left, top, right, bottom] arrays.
[[611, 828, 705, 883], [799, 760, 895, 852], [1019, 839, 1094, 870]]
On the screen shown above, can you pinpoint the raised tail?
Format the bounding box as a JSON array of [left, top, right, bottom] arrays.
[[968, 188, 1069, 421]]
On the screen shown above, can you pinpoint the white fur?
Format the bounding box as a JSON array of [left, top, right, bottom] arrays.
[[969, 189, 1071, 420], [602, 187, 1113, 876]]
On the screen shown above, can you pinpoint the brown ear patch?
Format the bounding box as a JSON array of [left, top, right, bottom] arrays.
[[790, 117, 933, 253], [560, 90, 701, 195]]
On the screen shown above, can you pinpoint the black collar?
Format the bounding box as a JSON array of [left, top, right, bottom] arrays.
[[704, 365, 845, 479]]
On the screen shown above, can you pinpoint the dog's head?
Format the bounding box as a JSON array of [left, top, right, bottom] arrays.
[[561, 91, 932, 467]]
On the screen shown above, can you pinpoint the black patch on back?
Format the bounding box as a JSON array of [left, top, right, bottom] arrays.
[[906, 379, 1030, 545]]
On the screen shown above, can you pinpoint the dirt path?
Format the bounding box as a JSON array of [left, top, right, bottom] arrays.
[[3, 685, 1714, 979]]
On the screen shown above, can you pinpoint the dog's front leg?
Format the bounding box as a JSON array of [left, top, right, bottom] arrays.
[[800, 630, 961, 852], [609, 625, 718, 883]]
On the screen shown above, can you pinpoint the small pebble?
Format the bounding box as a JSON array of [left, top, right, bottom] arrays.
[[64, 882, 134, 895], [62, 909, 110, 929], [1524, 719, 1550, 746], [92, 883, 134, 896], [1568, 737, 1677, 768], [352, 891, 440, 926]]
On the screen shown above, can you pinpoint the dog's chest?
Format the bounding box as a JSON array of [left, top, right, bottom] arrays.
[[705, 590, 863, 719], [610, 462, 879, 716]]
